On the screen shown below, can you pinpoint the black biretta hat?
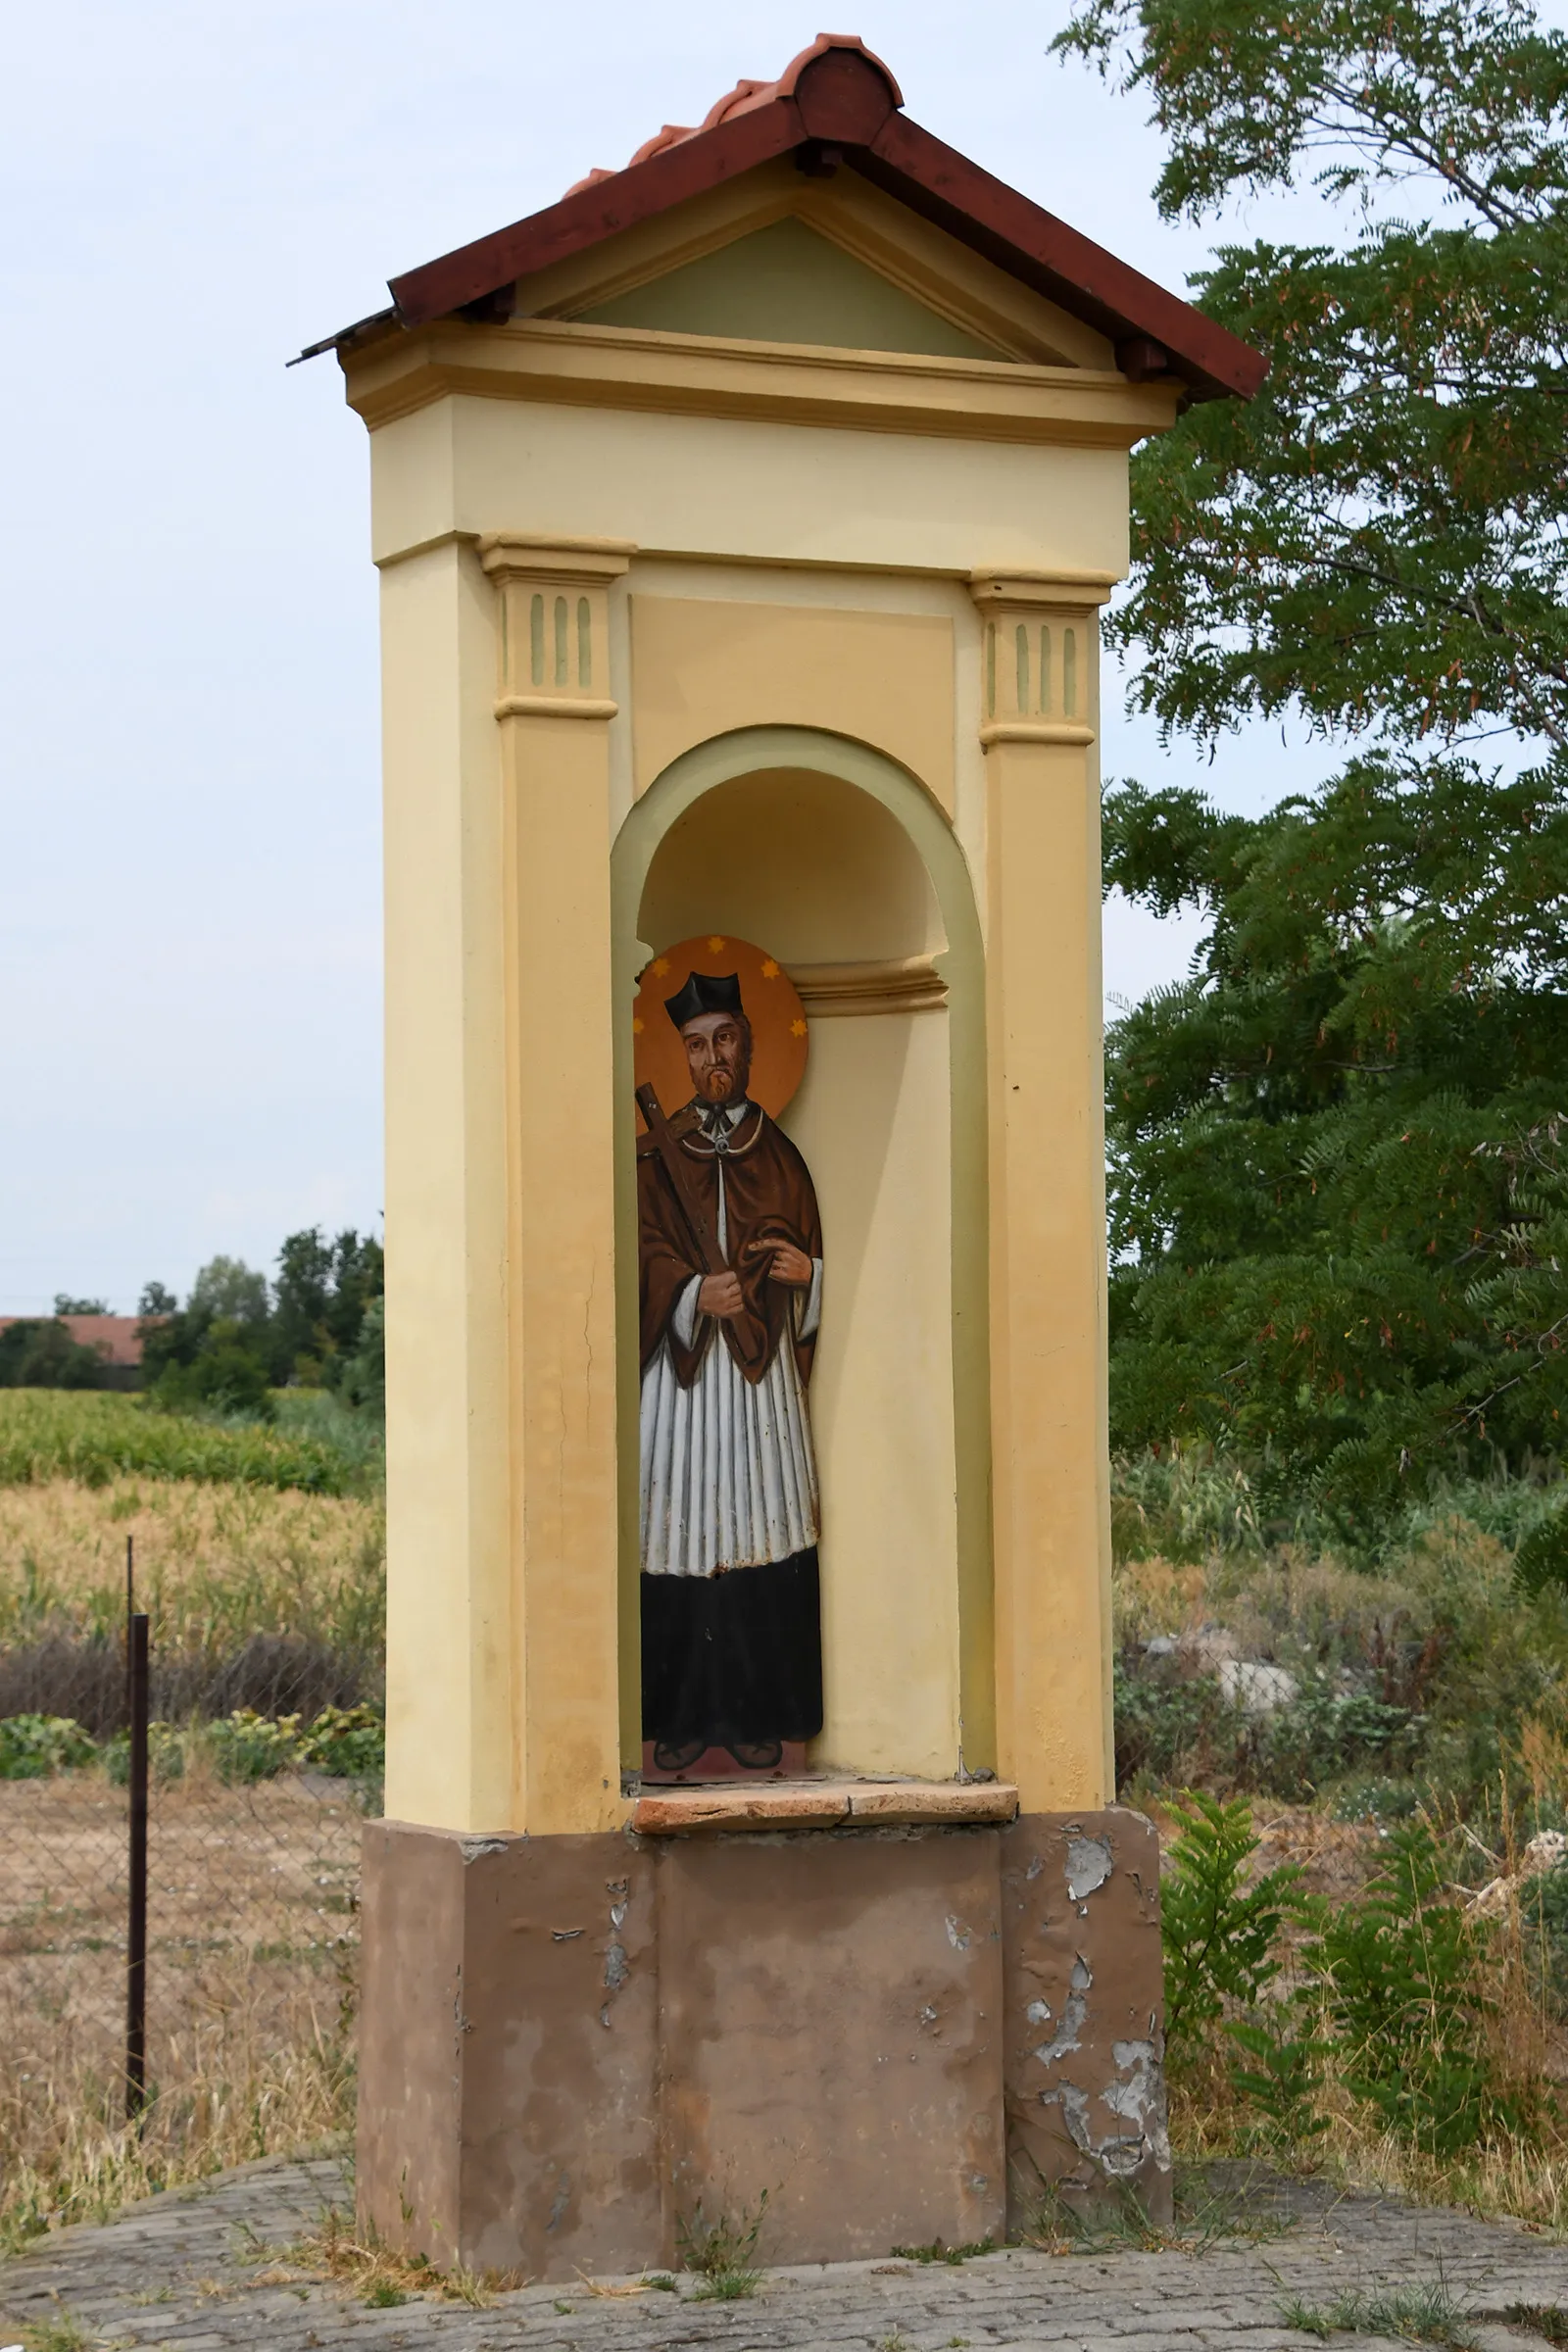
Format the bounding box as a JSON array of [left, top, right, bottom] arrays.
[[663, 970, 743, 1030]]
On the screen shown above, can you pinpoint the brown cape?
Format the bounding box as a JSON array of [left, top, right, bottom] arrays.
[[637, 1100, 821, 1390]]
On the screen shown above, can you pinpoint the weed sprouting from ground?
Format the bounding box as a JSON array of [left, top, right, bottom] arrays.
[[676, 2191, 768, 2299], [1025, 2171, 1288, 2257], [279, 2208, 525, 2305], [1275, 2278, 1479, 2345], [888, 2236, 994, 2264], [17, 2309, 95, 2352], [1505, 2307, 1568, 2345]]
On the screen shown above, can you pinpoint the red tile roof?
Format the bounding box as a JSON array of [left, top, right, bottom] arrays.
[[364, 33, 1263, 405], [0, 1314, 156, 1368]]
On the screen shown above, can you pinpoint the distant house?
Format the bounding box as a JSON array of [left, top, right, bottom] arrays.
[[0, 1314, 162, 1392]]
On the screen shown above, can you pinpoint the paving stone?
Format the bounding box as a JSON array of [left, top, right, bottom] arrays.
[[3, 2158, 1568, 2350]]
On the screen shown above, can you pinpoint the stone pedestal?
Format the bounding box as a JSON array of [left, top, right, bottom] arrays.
[[357, 1801, 1167, 2278]]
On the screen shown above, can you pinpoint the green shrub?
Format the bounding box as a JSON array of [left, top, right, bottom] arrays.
[[152, 1321, 273, 1419], [1159, 1790, 1305, 2050], [1308, 1821, 1525, 2154], [1113, 1664, 1249, 1788], [102, 1723, 186, 1785], [1522, 1861, 1568, 2015], [206, 1709, 304, 1783], [300, 1704, 384, 1780], [1257, 1682, 1424, 1799], [0, 1714, 97, 1779]]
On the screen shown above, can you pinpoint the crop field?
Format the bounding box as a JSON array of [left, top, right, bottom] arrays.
[[0, 1393, 380, 2244]]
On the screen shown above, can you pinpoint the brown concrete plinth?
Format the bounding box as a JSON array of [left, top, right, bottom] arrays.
[[358, 1803, 1166, 2279], [661, 1828, 1004, 2261], [1002, 1811, 1171, 2229]]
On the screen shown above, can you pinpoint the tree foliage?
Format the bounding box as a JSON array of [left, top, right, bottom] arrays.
[[1054, 0, 1568, 1521], [1054, 0, 1568, 756], [0, 1320, 114, 1392], [140, 1227, 383, 1416]]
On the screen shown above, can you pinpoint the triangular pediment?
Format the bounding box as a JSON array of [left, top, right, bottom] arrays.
[[512, 162, 1119, 372], [574, 217, 1006, 362]]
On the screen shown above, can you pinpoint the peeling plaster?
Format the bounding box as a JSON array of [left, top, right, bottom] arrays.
[[945, 1914, 971, 1951], [460, 1838, 509, 1863], [1065, 1836, 1113, 1902], [1032, 1955, 1091, 2064], [1039, 2033, 1171, 2182]]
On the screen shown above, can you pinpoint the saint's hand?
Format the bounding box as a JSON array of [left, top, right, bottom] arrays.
[[697, 1270, 746, 1319], [743, 1238, 813, 1287]]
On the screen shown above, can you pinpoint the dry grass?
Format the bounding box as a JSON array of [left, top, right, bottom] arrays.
[[270, 2210, 528, 2308], [0, 1476, 384, 1655], [0, 1765, 363, 2250]]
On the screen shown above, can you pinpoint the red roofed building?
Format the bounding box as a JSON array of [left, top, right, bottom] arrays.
[[0, 1313, 159, 1389]]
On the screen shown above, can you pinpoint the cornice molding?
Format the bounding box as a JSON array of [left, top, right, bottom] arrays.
[[479, 532, 636, 584], [968, 569, 1116, 614], [342, 317, 1180, 450], [790, 955, 948, 1016]]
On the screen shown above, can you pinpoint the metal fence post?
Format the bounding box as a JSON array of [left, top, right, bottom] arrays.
[[126, 1535, 148, 2122]]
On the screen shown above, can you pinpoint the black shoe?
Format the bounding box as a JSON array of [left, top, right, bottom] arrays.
[[727, 1740, 783, 1770], [653, 1739, 708, 1772]]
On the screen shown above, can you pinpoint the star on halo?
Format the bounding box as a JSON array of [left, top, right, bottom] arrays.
[[790, 1018, 808, 1038], [707, 936, 726, 953], [760, 958, 780, 979]]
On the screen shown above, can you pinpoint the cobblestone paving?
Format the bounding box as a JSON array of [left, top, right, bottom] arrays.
[[4, 2155, 1568, 2351]]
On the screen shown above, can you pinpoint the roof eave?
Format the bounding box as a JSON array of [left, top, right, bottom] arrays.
[[304, 46, 1263, 405]]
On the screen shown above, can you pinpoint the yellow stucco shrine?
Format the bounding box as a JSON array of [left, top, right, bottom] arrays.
[[308, 33, 1260, 2278]]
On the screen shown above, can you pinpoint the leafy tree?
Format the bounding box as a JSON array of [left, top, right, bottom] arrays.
[[339, 1294, 385, 1418], [186, 1256, 270, 1333], [52, 1294, 108, 1316], [139, 1232, 383, 1415], [141, 1255, 272, 1410], [1054, 0, 1568, 754], [271, 1227, 383, 1385], [152, 1319, 274, 1418], [1054, 0, 1568, 1516], [137, 1282, 176, 1317], [0, 1319, 112, 1390]]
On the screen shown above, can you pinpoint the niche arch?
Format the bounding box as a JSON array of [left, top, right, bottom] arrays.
[[611, 726, 992, 1782]]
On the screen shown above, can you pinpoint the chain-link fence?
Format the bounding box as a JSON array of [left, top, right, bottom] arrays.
[[0, 1605, 373, 2212]]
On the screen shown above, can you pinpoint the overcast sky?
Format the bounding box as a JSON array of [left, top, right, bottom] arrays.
[[0, 2, 1378, 1309]]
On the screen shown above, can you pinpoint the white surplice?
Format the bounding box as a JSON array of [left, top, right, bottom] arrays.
[[639, 1098, 822, 1581]]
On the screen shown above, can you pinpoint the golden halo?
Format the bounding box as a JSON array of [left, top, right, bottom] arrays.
[[633, 934, 808, 1122]]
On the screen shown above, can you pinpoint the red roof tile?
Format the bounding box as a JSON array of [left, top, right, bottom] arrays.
[[311, 33, 1264, 406]]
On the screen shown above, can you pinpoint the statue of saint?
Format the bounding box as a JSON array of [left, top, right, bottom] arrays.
[[637, 967, 823, 1775]]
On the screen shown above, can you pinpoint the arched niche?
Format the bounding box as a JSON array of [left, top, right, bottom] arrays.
[[611, 726, 992, 1782]]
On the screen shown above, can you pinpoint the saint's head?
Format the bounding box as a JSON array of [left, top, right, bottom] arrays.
[[664, 970, 753, 1108]]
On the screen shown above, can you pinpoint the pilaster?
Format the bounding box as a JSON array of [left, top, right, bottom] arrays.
[[970, 570, 1115, 1811], [480, 533, 635, 1833]]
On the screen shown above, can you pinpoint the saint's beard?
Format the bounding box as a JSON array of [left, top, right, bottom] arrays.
[[699, 1059, 749, 1104]]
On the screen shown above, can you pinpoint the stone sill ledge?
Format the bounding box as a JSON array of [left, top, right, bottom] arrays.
[[631, 1778, 1019, 1837]]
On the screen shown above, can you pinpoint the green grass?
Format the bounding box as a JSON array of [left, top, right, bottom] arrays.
[[0, 1390, 362, 1496], [676, 2192, 767, 2300], [889, 2237, 994, 2264], [1275, 2278, 1479, 2345], [1505, 2307, 1568, 2345]]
